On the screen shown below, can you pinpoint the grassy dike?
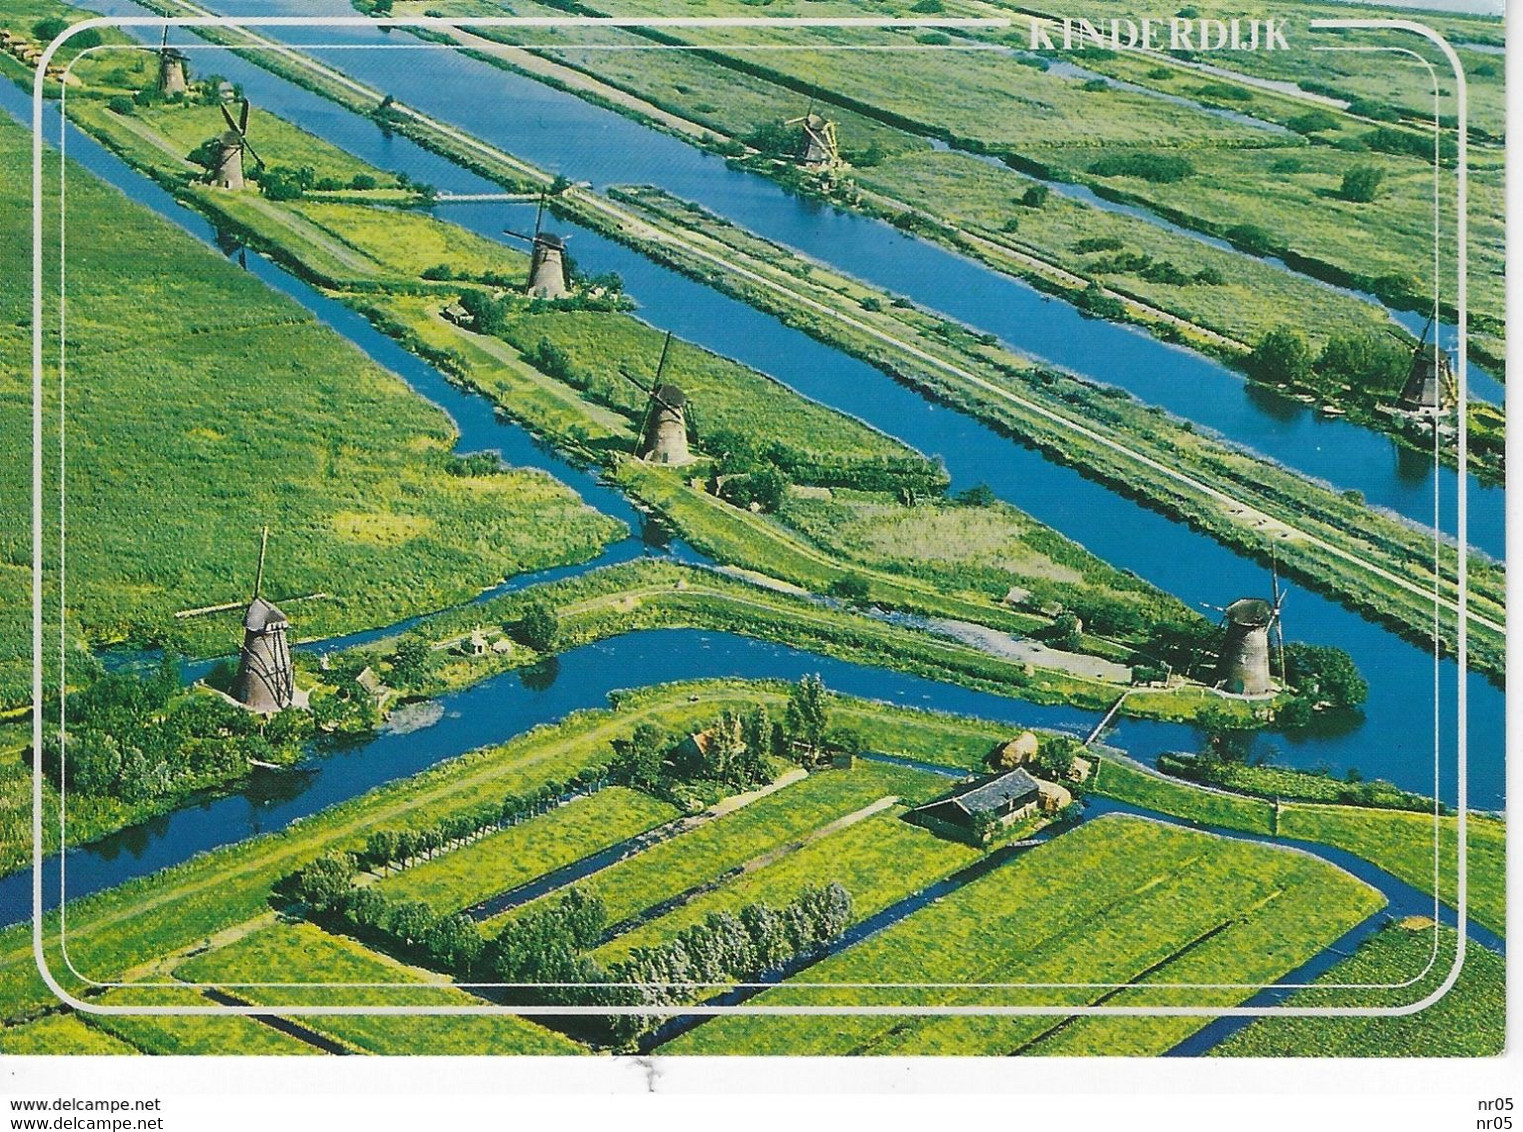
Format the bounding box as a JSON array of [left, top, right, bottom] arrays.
[[47, 10, 1500, 683], [0, 678, 1498, 1033], [311, 558, 1221, 723]]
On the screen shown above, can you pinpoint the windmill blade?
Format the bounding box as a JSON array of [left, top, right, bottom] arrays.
[[252, 526, 269, 600], [241, 134, 266, 170], [653, 330, 674, 383], [617, 366, 652, 395], [533, 193, 546, 236], [501, 227, 535, 245], [160, 25, 169, 50], [1274, 611, 1288, 687], [238, 98, 250, 135], [219, 101, 238, 132]]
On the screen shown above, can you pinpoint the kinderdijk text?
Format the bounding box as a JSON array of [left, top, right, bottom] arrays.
[[1029, 16, 1291, 51]]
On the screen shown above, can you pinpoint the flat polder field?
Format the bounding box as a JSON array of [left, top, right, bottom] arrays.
[[0, 0, 1504, 1061]]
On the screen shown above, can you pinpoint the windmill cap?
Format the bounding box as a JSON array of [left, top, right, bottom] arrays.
[[652, 383, 687, 406], [536, 233, 566, 250], [1225, 597, 1273, 625], [245, 596, 289, 632]]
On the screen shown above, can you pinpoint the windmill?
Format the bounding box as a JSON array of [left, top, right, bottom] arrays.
[[155, 27, 188, 96], [1393, 315, 1458, 415], [226, 528, 296, 713], [503, 194, 570, 299], [619, 331, 696, 466], [1204, 553, 1286, 697], [786, 102, 840, 170], [173, 528, 324, 713], [210, 98, 262, 191]]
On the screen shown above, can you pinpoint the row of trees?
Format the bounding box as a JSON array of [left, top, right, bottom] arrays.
[[356, 769, 613, 876], [289, 853, 853, 1046], [1246, 325, 1411, 401]]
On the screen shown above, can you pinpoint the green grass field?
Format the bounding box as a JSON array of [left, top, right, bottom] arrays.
[[174, 921, 584, 1054], [0, 107, 622, 705], [0, 1011, 138, 1055], [1209, 922, 1504, 1057], [595, 807, 980, 963], [82, 988, 323, 1055], [661, 814, 1383, 1055], [1277, 805, 1505, 937], [490, 761, 942, 932], [377, 786, 678, 913]]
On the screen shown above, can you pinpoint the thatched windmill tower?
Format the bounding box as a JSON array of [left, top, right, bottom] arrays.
[[232, 528, 295, 714], [1209, 557, 1286, 697], [503, 195, 570, 299], [1395, 317, 1458, 416], [620, 331, 696, 466], [210, 98, 263, 190], [786, 104, 840, 170], [155, 28, 188, 96]]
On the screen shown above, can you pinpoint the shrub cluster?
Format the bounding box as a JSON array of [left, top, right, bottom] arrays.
[[1087, 153, 1195, 183], [41, 661, 310, 803]]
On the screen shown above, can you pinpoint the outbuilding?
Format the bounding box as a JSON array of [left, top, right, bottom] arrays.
[[911, 767, 1043, 837]]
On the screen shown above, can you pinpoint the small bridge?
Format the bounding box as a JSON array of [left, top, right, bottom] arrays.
[[1084, 690, 1131, 746], [432, 192, 539, 203]]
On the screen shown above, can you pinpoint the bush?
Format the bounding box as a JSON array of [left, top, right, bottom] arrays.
[[107, 95, 134, 116], [1287, 109, 1340, 134], [1087, 152, 1194, 183], [1339, 164, 1385, 203], [1077, 281, 1124, 319], [1225, 223, 1275, 255], [1021, 183, 1049, 208], [1072, 235, 1125, 254], [1247, 327, 1314, 385], [826, 574, 871, 603]]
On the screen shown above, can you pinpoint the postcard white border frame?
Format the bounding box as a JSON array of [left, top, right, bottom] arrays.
[[30, 12, 1473, 1022]]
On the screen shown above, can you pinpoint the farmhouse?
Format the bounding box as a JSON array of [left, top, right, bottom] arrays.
[[912, 767, 1044, 836]]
